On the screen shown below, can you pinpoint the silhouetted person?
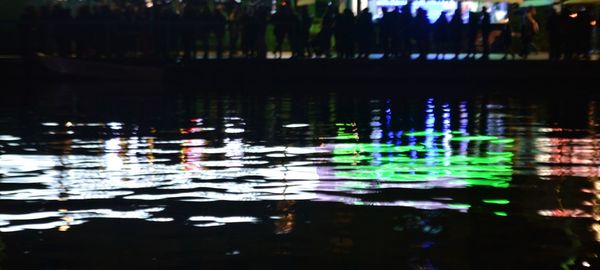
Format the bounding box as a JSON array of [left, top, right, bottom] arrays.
[[18, 6, 38, 58], [356, 8, 374, 59], [576, 9, 592, 60], [520, 7, 539, 59], [312, 5, 335, 57], [241, 6, 257, 57], [271, 2, 295, 58], [480, 7, 491, 60], [255, 6, 269, 59], [564, 8, 577, 60], [228, 4, 243, 57], [182, 3, 197, 60], [289, 11, 303, 58], [398, 5, 413, 59], [39, 5, 51, 55], [335, 9, 355, 59], [115, 6, 132, 59], [450, 8, 462, 60], [389, 7, 401, 57], [466, 11, 479, 59], [198, 5, 211, 59], [501, 22, 515, 60], [414, 8, 430, 60], [379, 7, 393, 58], [212, 7, 227, 59], [547, 7, 562, 61], [433, 11, 449, 59], [75, 5, 93, 58], [136, 6, 153, 58], [51, 3, 73, 57], [298, 7, 313, 58]]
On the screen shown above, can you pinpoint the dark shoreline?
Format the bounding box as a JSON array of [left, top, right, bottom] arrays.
[[2, 57, 599, 95]]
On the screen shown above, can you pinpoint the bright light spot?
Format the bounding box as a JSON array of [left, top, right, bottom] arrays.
[[0, 135, 20, 141], [189, 216, 258, 223], [107, 122, 123, 130], [65, 122, 73, 127], [58, 225, 70, 232], [147, 217, 174, 222], [494, 211, 508, 217], [224, 128, 245, 134], [582, 261, 591, 267], [570, 13, 578, 18], [591, 20, 597, 26], [284, 123, 310, 128]]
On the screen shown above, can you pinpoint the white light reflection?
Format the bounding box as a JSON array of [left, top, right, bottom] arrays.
[[283, 123, 310, 128], [0, 207, 164, 232], [0, 135, 21, 141]]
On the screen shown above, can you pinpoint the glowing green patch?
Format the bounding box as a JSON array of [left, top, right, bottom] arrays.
[[491, 139, 515, 144], [448, 203, 471, 209], [494, 211, 508, 217], [331, 130, 514, 190], [483, 199, 511, 205]]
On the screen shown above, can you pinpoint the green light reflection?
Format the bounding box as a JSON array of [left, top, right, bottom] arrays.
[[332, 134, 514, 188], [330, 126, 514, 212]]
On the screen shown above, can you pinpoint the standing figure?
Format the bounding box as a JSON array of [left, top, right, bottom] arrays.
[[378, 7, 393, 58], [547, 6, 562, 61], [398, 5, 413, 59], [298, 7, 313, 58], [414, 8, 430, 60], [466, 11, 479, 60], [211, 7, 226, 59], [228, 4, 243, 57], [182, 3, 197, 61], [356, 8, 374, 59], [433, 11, 449, 59], [450, 8, 463, 60], [312, 5, 335, 58], [480, 7, 491, 60], [501, 22, 515, 60], [271, 1, 294, 58], [520, 7, 539, 60]]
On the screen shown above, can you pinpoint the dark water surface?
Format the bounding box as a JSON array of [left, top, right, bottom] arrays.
[[0, 84, 599, 269]]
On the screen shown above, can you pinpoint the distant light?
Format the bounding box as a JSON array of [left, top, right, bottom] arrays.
[[570, 13, 578, 18], [582, 261, 591, 268], [591, 20, 597, 26], [145, 0, 153, 8], [65, 121, 73, 127]]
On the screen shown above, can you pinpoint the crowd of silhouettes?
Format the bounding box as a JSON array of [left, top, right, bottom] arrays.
[[546, 6, 596, 61], [15, 1, 598, 61]]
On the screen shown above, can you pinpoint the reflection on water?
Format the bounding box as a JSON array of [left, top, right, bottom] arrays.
[[0, 93, 599, 267]]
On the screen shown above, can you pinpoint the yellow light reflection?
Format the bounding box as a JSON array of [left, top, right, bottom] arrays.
[[592, 223, 600, 242]]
